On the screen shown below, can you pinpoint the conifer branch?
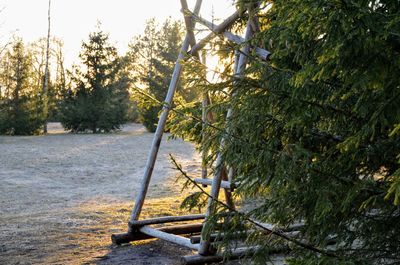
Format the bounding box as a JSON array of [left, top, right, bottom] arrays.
[[169, 154, 340, 259]]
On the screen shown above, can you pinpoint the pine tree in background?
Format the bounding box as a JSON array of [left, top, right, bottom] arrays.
[[60, 28, 129, 133], [127, 18, 190, 132], [0, 39, 44, 135]]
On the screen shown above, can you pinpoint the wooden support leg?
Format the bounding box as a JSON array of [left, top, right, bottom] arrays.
[[198, 18, 255, 256], [128, 0, 203, 225], [198, 151, 225, 255], [129, 36, 190, 226], [201, 51, 208, 185]]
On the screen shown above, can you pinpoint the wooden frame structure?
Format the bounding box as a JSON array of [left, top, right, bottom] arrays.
[[111, 1, 273, 264]]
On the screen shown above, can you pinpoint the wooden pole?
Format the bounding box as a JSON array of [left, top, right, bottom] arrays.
[[190, 230, 252, 244], [190, 12, 270, 60], [129, 214, 205, 227], [112, 223, 203, 245], [139, 226, 200, 250], [201, 51, 208, 184], [226, 50, 240, 185], [129, 0, 203, 225], [190, 11, 240, 56], [180, 0, 198, 50], [198, 19, 254, 256], [194, 178, 235, 190]]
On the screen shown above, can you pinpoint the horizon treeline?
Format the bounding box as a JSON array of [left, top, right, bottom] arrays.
[[0, 18, 188, 135]]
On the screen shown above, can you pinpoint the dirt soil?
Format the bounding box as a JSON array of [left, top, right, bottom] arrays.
[[0, 123, 208, 265]]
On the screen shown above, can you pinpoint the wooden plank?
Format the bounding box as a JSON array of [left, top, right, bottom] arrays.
[[139, 226, 200, 250], [129, 0, 203, 224], [129, 214, 205, 227], [111, 223, 204, 245]]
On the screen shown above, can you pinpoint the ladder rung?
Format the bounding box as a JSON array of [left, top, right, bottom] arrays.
[[129, 214, 205, 227], [139, 225, 199, 250], [194, 178, 236, 190]]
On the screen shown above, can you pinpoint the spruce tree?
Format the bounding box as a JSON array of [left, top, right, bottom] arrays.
[[171, 0, 400, 264], [60, 28, 129, 133], [0, 39, 44, 135]]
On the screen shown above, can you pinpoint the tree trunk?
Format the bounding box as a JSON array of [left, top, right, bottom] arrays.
[[43, 0, 51, 133]]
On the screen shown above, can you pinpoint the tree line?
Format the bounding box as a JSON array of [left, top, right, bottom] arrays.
[[0, 18, 187, 135]]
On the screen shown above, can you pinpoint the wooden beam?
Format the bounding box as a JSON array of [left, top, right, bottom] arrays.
[[129, 214, 205, 227], [139, 226, 200, 250], [191, 13, 270, 60], [182, 245, 289, 265], [194, 178, 235, 190], [190, 11, 240, 56], [129, 0, 203, 224], [190, 230, 252, 244], [111, 223, 204, 245], [180, 0, 199, 49]]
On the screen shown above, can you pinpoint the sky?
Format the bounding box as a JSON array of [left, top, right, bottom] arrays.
[[0, 0, 236, 66]]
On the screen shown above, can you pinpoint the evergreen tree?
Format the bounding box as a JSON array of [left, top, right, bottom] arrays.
[[60, 28, 129, 133], [171, 1, 400, 264], [0, 39, 44, 135], [127, 18, 188, 132]]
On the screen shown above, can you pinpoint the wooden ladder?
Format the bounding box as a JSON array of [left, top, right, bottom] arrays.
[[111, 1, 269, 264]]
